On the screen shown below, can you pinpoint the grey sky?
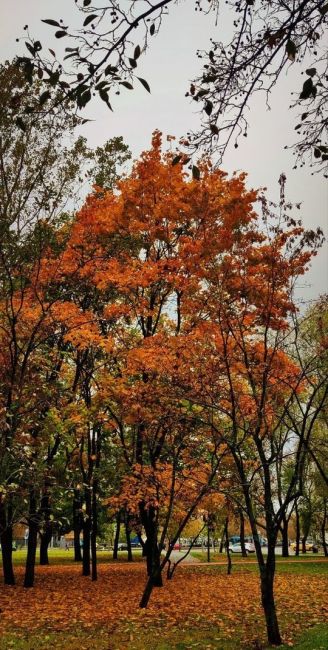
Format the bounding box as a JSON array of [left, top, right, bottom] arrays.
[[1, 0, 327, 305]]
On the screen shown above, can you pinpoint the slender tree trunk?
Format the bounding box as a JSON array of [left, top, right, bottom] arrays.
[[91, 479, 98, 581], [0, 501, 15, 585], [219, 525, 225, 553], [239, 509, 247, 558], [82, 490, 91, 576], [321, 500, 327, 557], [125, 511, 133, 562], [39, 492, 52, 565], [259, 547, 282, 646], [139, 506, 163, 607], [73, 489, 82, 562], [39, 530, 52, 565], [295, 500, 300, 556], [281, 516, 289, 557], [24, 489, 39, 588], [113, 512, 121, 560], [225, 517, 232, 575], [301, 534, 307, 554], [207, 521, 211, 563]]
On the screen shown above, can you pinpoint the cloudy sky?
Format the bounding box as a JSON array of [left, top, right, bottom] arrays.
[[1, 0, 327, 305]]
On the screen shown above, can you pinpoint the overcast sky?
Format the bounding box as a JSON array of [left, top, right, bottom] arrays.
[[1, 0, 327, 306]]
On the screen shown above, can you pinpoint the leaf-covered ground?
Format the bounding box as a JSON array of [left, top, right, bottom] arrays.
[[0, 562, 327, 649]]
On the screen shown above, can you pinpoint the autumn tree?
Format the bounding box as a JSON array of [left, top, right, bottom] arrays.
[[166, 178, 325, 644], [16, 1, 328, 171]]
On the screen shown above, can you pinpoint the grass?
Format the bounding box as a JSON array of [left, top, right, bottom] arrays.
[[0, 623, 327, 649], [7, 547, 144, 566]]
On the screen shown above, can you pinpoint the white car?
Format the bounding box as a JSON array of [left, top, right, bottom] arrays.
[[229, 542, 255, 554]]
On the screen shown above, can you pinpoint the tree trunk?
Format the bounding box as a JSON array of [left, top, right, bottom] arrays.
[[73, 489, 82, 562], [281, 515, 289, 557], [207, 521, 211, 563], [113, 512, 121, 560], [24, 489, 39, 588], [82, 490, 91, 577], [39, 530, 52, 565], [301, 534, 307, 554], [125, 511, 133, 562], [239, 509, 247, 558], [0, 501, 15, 585], [39, 492, 52, 565], [259, 547, 282, 646], [91, 479, 98, 581], [142, 507, 162, 586], [321, 500, 327, 557], [225, 517, 232, 575], [295, 500, 300, 556]]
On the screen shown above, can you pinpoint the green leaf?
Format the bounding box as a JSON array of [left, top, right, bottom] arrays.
[[192, 165, 200, 181], [129, 58, 137, 69], [210, 124, 219, 135], [204, 100, 213, 116], [137, 77, 150, 93], [49, 49, 56, 57], [314, 148, 321, 159], [150, 23, 155, 36], [120, 81, 133, 90], [305, 68, 316, 77], [99, 89, 113, 111], [84, 0, 92, 5], [55, 31, 67, 38], [42, 19, 61, 27], [134, 45, 141, 60], [172, 155, 182, 166], [286, 40, 296, 61], [105, 65, 118, 75], [300, 77, 314, 100], [25, 42, 35, 56], [77, 89, 91, 108], [83, 14, 98, 26]]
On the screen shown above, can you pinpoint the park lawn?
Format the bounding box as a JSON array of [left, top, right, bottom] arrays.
[[0, 559, 327, 649], [8, 548, 144, 566]]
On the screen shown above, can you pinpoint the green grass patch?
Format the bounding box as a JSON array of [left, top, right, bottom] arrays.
[[5, 548, 143, 566]]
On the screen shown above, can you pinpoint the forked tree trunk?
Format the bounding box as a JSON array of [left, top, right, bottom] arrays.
[[24, 489, 39, 588], [139, 506, 163, 608], [0, 501, 15, 585]]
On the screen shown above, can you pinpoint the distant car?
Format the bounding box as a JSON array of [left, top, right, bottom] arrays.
[[229, 542, 255, 554], [117, 543, 127, 551], [173, 543, 181, 550], [290, 541, 319, 553]]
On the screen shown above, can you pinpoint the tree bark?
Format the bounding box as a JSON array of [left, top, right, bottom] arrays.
[[24, 489, 39, 588], [39, 492, 52, 565], [125, 511, 133, 562], [91, 479, 98, 581], [73, 489, 82, 562], [82, 489, 91, 577], [295, 500, 300, 556], [113, 512, 121, 560], [321, 500, 327, 557], [259, 548, 282, 646], [225, 517, 232, 575], [280, 515, 289, 557], [0, 501, 15, 585], [239, 509, 247, 558]]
